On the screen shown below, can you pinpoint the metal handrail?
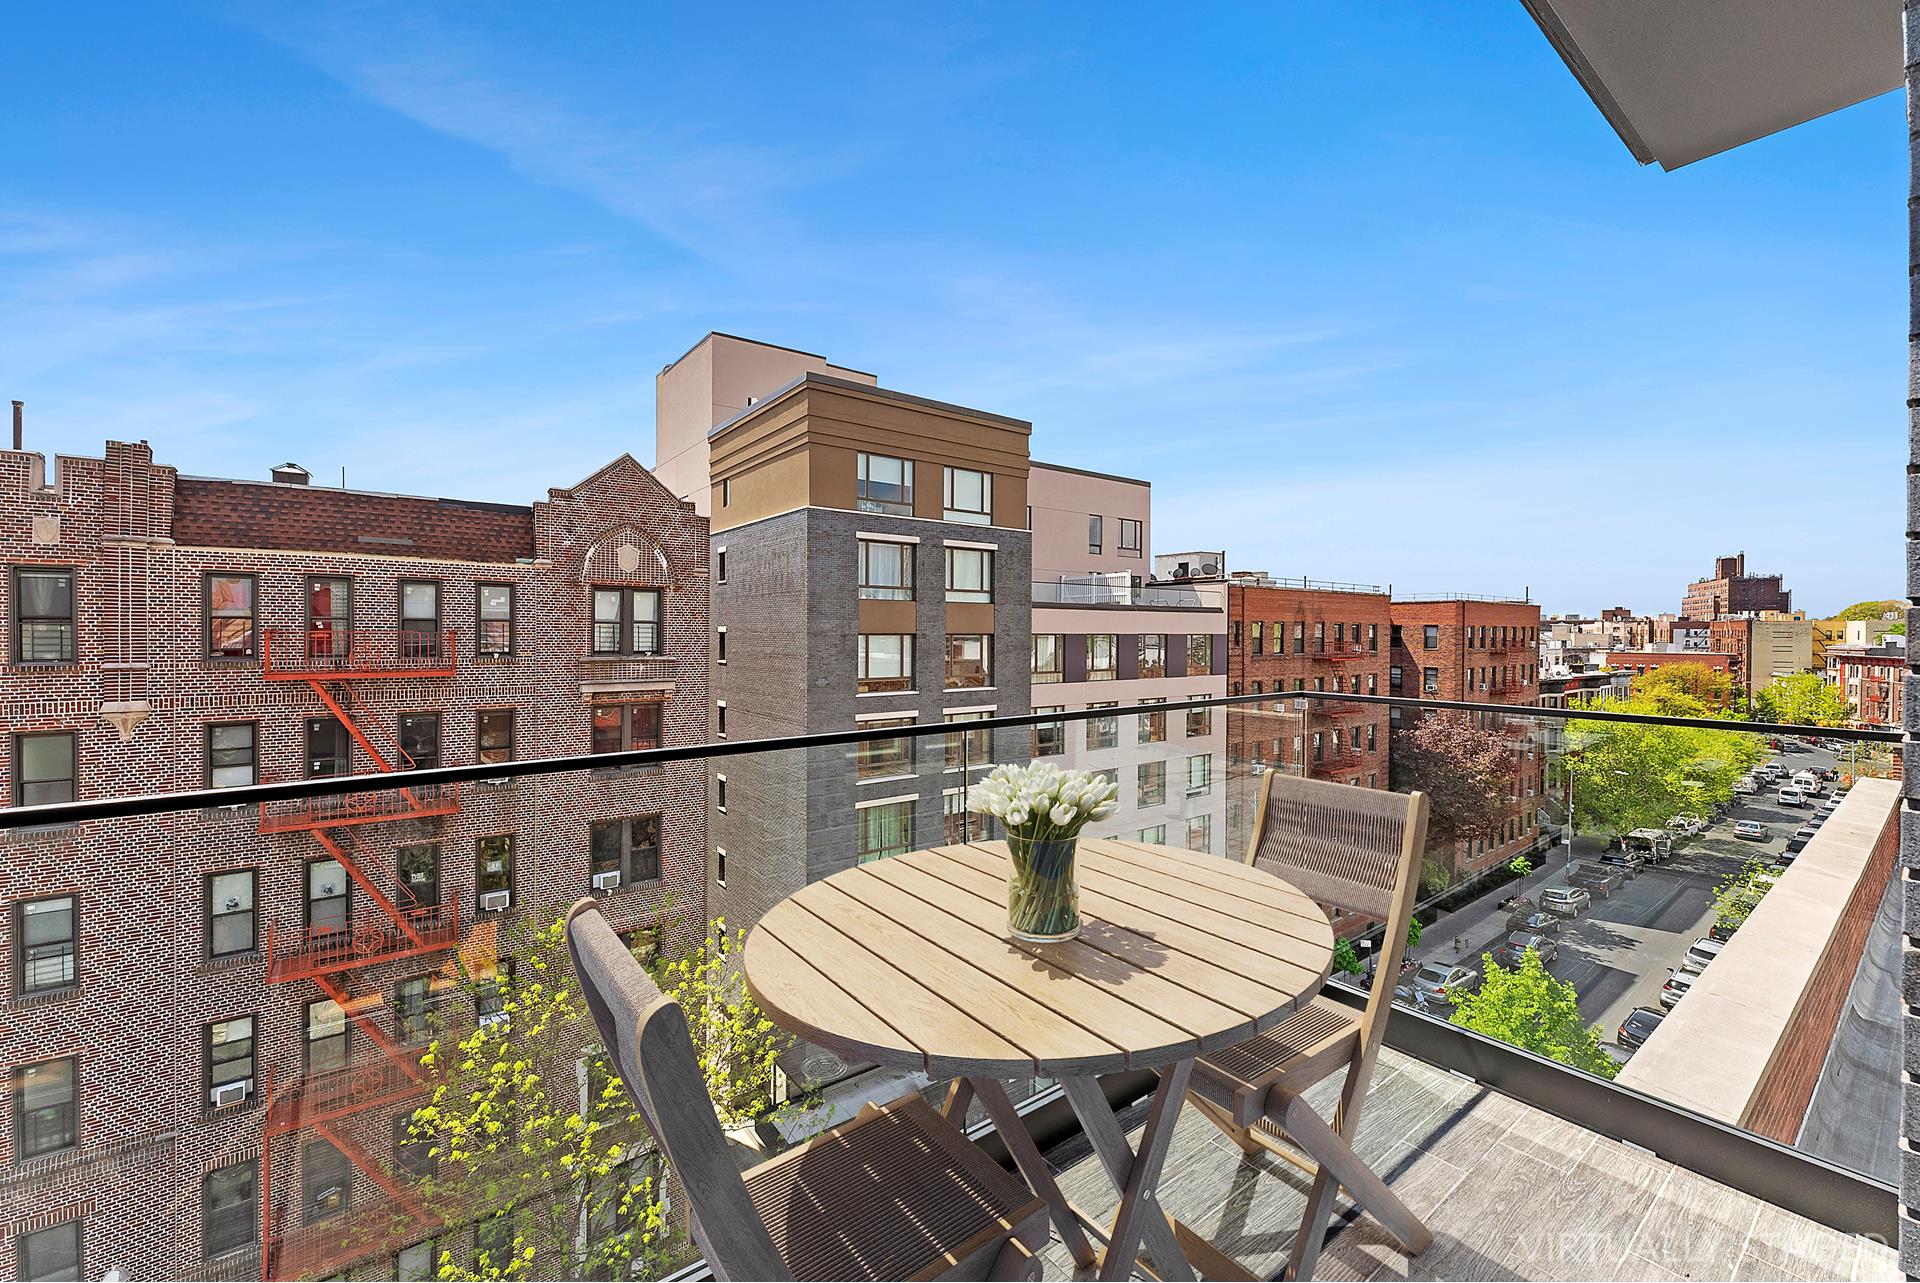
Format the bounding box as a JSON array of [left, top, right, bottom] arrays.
[[1, 690, 1896, 830]]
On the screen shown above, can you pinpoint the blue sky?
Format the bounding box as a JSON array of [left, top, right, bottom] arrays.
[[3, 3, 1903, 615]]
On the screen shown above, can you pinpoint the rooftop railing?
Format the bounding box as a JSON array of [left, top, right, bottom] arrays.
[[1031, 578, 1224, 609]]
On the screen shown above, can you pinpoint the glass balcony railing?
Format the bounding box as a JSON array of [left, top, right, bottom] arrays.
[[0, 691, 1898, 1280], [1031, 577, 1224, 609]]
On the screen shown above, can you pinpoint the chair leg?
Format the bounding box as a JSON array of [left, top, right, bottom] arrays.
[[1187, 1092, 1264, 1155], [987, 1236, 1040, 1281], [1274, 1091, 1432, 1272]]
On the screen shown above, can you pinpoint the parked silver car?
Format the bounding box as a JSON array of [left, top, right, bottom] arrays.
[[1540, 885, 1592, 917]]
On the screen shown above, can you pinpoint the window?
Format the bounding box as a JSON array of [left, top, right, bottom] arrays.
[[400, 581, 441, 658], [1087, 634, 1117, 681], [1086, 704, 1119, 751], [12, 567, 74, 663], [201, 1160, 256, 1260], [1088, 514, 1103, 554], [857, 799, 914, 862], [397, 844, 439, 906], [13, 1057, 76, 1158], [717, 626, 727, 663], [590, 703, 662, 755], [475, 960, 514, 1025], [591, 815, 661, 886], [1188, 633, 1214, 672], [395, 978, 434, 1045], [720, 478, 730, 507], [398, 713, 440, 771], [307, 859, 348, 935], [1138, 634, 1166, 678], [943, 710, 991, 771], [1390, 665, 1403, 693], [305, 717, 349, 777], [1368, 623, 1379, 652], [716, 548, 727, 582], [943, 467, 991, 524], [1293, 621, 1306, 654], [856, 452, 914, 515], [1032, 708, 1065, 757], [716, 848, 727, 885], [591, 588, 663, 655], [944, 546, 993, 602], [306, 576, 352, 662], [1186, 813, 1213, 853], [1137, 761, 1167, 808], [1031, 634, 1064, 683], [17, 1219, 80, 1282], [477, 584, 514, 655], [207, 1017, 255, 1103], [1138, 824, 1167, 845], [1185, 754, 1213, 797], [1250, 621, 1263, 655], [1186, 705, 1212, 738], [858, 634, 913, 693], [477, 709, 514, 765], [715, 702, 727, 737], [475, 1210, 519, 1270], [394, 1118, 437, 1181], [206, 722, 256, 789], [858, 540, 915, 600], [1313, 622, 1325, 653], [1118, 518, 1142, 555], [1137, 699, 1166, 745], [856, 716, 915, 779], [14, 731, 74, 806], [943, 789, 979, 845], [1423, 667, 1440, 694], [945, 634, 991, 689], [207, 871, 256, 958], [206, 573, 255, 658], [1366, 672, 1378, 695], [16, 896, 75, 994], [476, 835, 514, 909], [303, 1138, 352, 1224], [1423, 624, 1439, 649]]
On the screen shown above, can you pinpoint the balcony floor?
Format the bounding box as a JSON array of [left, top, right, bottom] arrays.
[[1039, 1048, 1896, 1281]]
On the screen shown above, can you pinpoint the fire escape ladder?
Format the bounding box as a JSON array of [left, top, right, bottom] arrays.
[[306, 679, 404, 773], [312, 973, 424, 1084], [310, 1121, 430, 1222], [311, 829, 428, 952]]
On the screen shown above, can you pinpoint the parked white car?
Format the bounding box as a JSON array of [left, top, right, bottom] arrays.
[[1777, 787, 1807, 806], [1732, 777, 1757, 796]]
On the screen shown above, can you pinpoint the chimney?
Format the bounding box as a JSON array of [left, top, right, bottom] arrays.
[[10, 401, 20, 451], [270, 462, 311, 486]]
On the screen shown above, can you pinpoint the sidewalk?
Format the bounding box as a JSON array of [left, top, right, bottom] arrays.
[[1404, 835, 1612, 970]]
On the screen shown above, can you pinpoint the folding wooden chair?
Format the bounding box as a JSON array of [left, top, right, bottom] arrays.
[[564, 900, 1049, 1281], [1184, 773, 1434, 1280]]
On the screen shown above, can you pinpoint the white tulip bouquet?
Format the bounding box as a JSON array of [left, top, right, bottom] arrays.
[[970, 763, 1118, 941]]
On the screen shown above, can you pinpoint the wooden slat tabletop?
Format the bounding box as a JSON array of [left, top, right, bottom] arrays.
[[743, 838, 1336, 1078]]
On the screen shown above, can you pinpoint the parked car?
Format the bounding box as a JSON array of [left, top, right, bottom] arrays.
[[1409, 961, 1479, 1007], [1540, 885, 1592, 917], [1708, 919, 1738, 943], [1817, 766, 1839, 782], [1791, 772, 1821, 796], [1490, 931, 1560, 968], [1733, 819, 1768, 841], [1806, 809, 1828, 828], [1786, 826, 1818, 853], [1599, 850, 1646, 877], [1756, 763, 1782, 782], [1681, 938, 1725, 974], [1567, 864, 1624, 898], [1820, 796, 1843, 814], [1777, 787, 1807, 807], [1504, 904, 1562, 935], [1659, 970, 1697, 1009], [1732, 777, 1758, 796], [1617, 1006, 1666, 1050]]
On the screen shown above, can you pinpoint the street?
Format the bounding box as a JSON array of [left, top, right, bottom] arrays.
[[1405, 740, 1841, 1050]]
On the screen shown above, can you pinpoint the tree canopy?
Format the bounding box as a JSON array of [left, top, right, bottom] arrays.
[[1711, 859, 1777, 935], [1834, 599, 1902, 622], [1389, 710, 1520, 847], [1563, 695, 1761, 835], [1449, 950, 1617, 1079], [1629, 662, 1740, 714], [1752, 672, 1851, 727]]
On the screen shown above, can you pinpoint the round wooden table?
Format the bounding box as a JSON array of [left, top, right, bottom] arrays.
[[742, 837, 1335, 1282]]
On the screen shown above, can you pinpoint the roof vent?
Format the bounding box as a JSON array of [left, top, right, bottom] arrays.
[[271, 462, 311, 485]]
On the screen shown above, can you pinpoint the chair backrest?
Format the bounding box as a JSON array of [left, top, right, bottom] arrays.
[[1242, 773, 1429, 1043], [564, 900, 788, 1282]]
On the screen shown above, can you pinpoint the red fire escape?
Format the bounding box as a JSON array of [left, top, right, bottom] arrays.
[[255, 627, 462, 1280]]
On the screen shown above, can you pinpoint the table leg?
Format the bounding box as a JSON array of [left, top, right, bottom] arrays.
[[943, 1077, 976, 1123], [1060, 1063, 1198, 1283], [967, 1077, 1098, 1269]]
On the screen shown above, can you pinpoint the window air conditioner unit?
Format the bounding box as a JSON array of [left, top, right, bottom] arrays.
[[592, 871, 622, 892], [210, 1081, 251, 1108], [479, 890, 511, 912]]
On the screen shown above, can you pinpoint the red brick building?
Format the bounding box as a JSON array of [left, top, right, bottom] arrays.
[[0, 438, 708, 1280], [1222, 575, 1393, 856], [1606, 649, 1737, 677], [1388, 597, 1546, 880], [1682, 552, 1791, 619]]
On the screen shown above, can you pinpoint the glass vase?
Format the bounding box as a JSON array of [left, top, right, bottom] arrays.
[[1007, 834, 1080, 942]]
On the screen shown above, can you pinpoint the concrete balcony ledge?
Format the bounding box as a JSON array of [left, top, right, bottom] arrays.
[[1616, 777, 1900, 1142]]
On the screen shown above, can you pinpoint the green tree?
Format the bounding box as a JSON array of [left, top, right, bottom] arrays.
[[1564, 695, 1761, 836], [1753, 672, 1852, 727], [650, 918, 791, 1127], [1630, 662, 1740, 714], [1834, 599, 1902, 622], [1332, 937, 1365, 976], [1449, 951, 1617, 1079], [1711, 859, 1777, 936], [406, 915, 678, 1282]]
